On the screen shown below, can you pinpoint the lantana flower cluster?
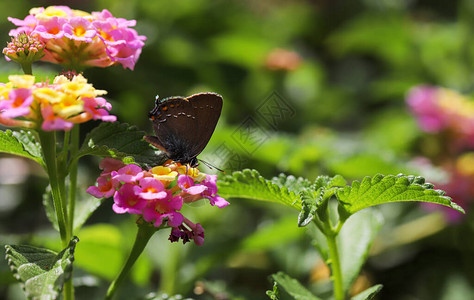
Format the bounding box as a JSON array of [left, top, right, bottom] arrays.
[[7, 6, 146, 70], [406, 86, 474, 148], [0, 74, 116, 131], [87, 158, 229, 246]]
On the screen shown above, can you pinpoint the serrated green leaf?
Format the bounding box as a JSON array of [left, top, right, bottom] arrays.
[[350, 284, 383, 300], [5, 237, 78, 300], [298, 175, 347, 227], [272, 174, 313, 193], [337, 174, 465, 214], [76, 122, 167, 167], [0, 130, 43, 166], [217, 169, 301, 209], [270, 272, 322, 300]]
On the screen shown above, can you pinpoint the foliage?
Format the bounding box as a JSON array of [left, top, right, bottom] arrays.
[[0, 0, 473, 299]]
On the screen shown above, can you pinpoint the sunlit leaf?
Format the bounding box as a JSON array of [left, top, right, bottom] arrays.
[[218, 169, 301, 209], [77, 122, 166, 168], [337, 174, 464, 214], [0, 130, 43, 166]]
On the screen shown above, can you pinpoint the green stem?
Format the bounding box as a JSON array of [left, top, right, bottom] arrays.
[[326, 231, 344, 300], [38, 131, 69, 247], [21, 61, 32, 75], [68, 126, 80, 235], [105, 225, 157, 300]]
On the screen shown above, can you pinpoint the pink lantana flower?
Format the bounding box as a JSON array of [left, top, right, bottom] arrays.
[[138, 178, 168, 200], [63, 17, 96, 42], [0, 74, 115, 131], [87, 159, 229, 246], [6, 6, 146, 70], [113, 183, 147, 214], [143, 192, 184, 227], [200, 175, 230, 208], [406, 85, 474, 148], [177, 175, 207, 195], [111, 164, 144, 183], [0, 88, 33, 118], [86, 175, 118, 199]]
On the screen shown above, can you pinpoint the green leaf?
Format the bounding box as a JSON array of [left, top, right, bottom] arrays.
[[0, 130, 43, 166], [337, 174, 465, 214], [270, 271, 322, 300], [339, 209, 383, 292], [76, 122, 167, 167], [217, 169, 301, 209], [298, 175, 347, 227], [271, 173, 313, 193], [74, 224, 124, 280], [4, 237, 78, 300], [73, 190, 107, 234], [350, 284, 383, 300]]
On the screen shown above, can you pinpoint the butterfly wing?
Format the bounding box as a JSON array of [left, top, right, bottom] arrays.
[[147, 92, 222, 164], [185, 92, 223, 157]]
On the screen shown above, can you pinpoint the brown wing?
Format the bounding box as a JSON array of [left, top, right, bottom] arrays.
[[148, 92, 222, 163]]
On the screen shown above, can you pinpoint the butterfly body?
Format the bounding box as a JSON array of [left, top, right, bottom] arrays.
[[145, 92, 223, 167]]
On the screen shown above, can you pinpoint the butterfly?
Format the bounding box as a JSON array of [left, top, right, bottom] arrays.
[[144, 92, 223, 168]]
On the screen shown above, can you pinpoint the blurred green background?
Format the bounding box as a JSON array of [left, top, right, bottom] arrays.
[[1, 0, 474, 299]]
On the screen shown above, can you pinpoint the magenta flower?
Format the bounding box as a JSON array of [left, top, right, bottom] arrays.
[[200, 175, 230, 208], [34, 16, 66, 39], [41, 104, 73, 131], [406, 86, 447, 132], [169, 220, 205, 246], [177, 175, 207, 195], [82, 97, 117, 122], [99, 157, 125, 175], [113, 183, 146, 214], [407, 85, 474, 148], [86, 175, 117, 198], [111, 164, 144, 183], [63, 17, 96, 42], [87, 160, 229, 246], [138, 178, 167, 200], [142, 192, 184, 227], [0, 88, 33, 118]]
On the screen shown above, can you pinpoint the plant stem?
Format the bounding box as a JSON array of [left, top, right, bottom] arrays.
[[105, 225, 157, 300], [21, 61, 32, 75], [68, 125, 80, 235], [326, 231, 344, 300], [38, 131, 69, 247]]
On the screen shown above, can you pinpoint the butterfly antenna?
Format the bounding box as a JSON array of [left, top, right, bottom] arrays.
[[198, 159, 225, 173]]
